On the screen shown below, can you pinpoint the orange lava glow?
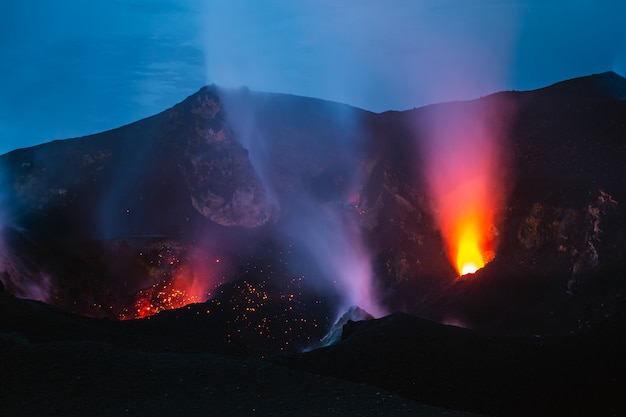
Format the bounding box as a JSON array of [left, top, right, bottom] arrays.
[[418, 100, 511, 278], [132, 283, 201, 319], [120, 249, 225, 320], [439, 190, 496, 277], [451, 212, 493, 276], [120, 270, 206, 320]]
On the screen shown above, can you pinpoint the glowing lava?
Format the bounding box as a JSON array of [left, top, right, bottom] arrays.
[[448, 209, 492, 277], [456, 221, 486, 276], [120, 276, 203, 320], [417, 99, 511, 278], [428, 181, 499, 277], [119, 247, 226, 320]]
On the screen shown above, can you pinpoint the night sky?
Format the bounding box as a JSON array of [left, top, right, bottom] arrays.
[[1, 0, 624, 155]]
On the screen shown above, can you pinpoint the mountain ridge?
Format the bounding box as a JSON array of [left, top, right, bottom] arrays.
[[4, 71, 624, 158]]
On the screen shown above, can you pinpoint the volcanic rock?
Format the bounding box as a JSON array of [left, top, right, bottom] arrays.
[[177, 87, 273, 227], [275, 310, 626, 417]]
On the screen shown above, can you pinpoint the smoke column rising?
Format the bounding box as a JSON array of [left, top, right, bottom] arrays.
[[404, 3, 519, 276], [284, 200, 385, 318], [218, 89, 385, 318]]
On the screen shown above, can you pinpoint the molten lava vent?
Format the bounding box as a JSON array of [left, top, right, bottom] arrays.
[[417, 99, 511, 276]]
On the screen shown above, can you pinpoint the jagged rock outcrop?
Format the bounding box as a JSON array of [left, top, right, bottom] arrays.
[[515, 189, 618, 280], [177, 87, 273, 227]]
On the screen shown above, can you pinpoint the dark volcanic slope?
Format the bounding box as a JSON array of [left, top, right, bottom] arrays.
[[1, 288, 489, 417], [276, 311, 626, 417], [2, 286, 623, 417]]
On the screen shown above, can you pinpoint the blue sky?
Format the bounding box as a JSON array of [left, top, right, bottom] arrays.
[[0, 0, 624, 154]]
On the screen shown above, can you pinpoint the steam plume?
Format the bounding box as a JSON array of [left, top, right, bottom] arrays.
[[218, 89, 384, 318], [283, 199, 385, 318]]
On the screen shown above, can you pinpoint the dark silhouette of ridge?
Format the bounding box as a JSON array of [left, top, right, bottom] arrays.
[[530, 71, 626, 99]]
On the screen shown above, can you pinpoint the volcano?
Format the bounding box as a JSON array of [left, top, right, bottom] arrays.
[[1, 72, 626, 416]]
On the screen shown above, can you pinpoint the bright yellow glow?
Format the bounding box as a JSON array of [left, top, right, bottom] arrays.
[[461, 262, 479, 276], [455, 225, 485, 276]]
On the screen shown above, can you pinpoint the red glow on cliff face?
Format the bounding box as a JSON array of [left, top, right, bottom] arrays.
[[418, 99, 511, 277]]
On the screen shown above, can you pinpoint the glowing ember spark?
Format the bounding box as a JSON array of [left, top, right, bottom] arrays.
[[119, 248, 226, 320], [120, 280, 202, 320]]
